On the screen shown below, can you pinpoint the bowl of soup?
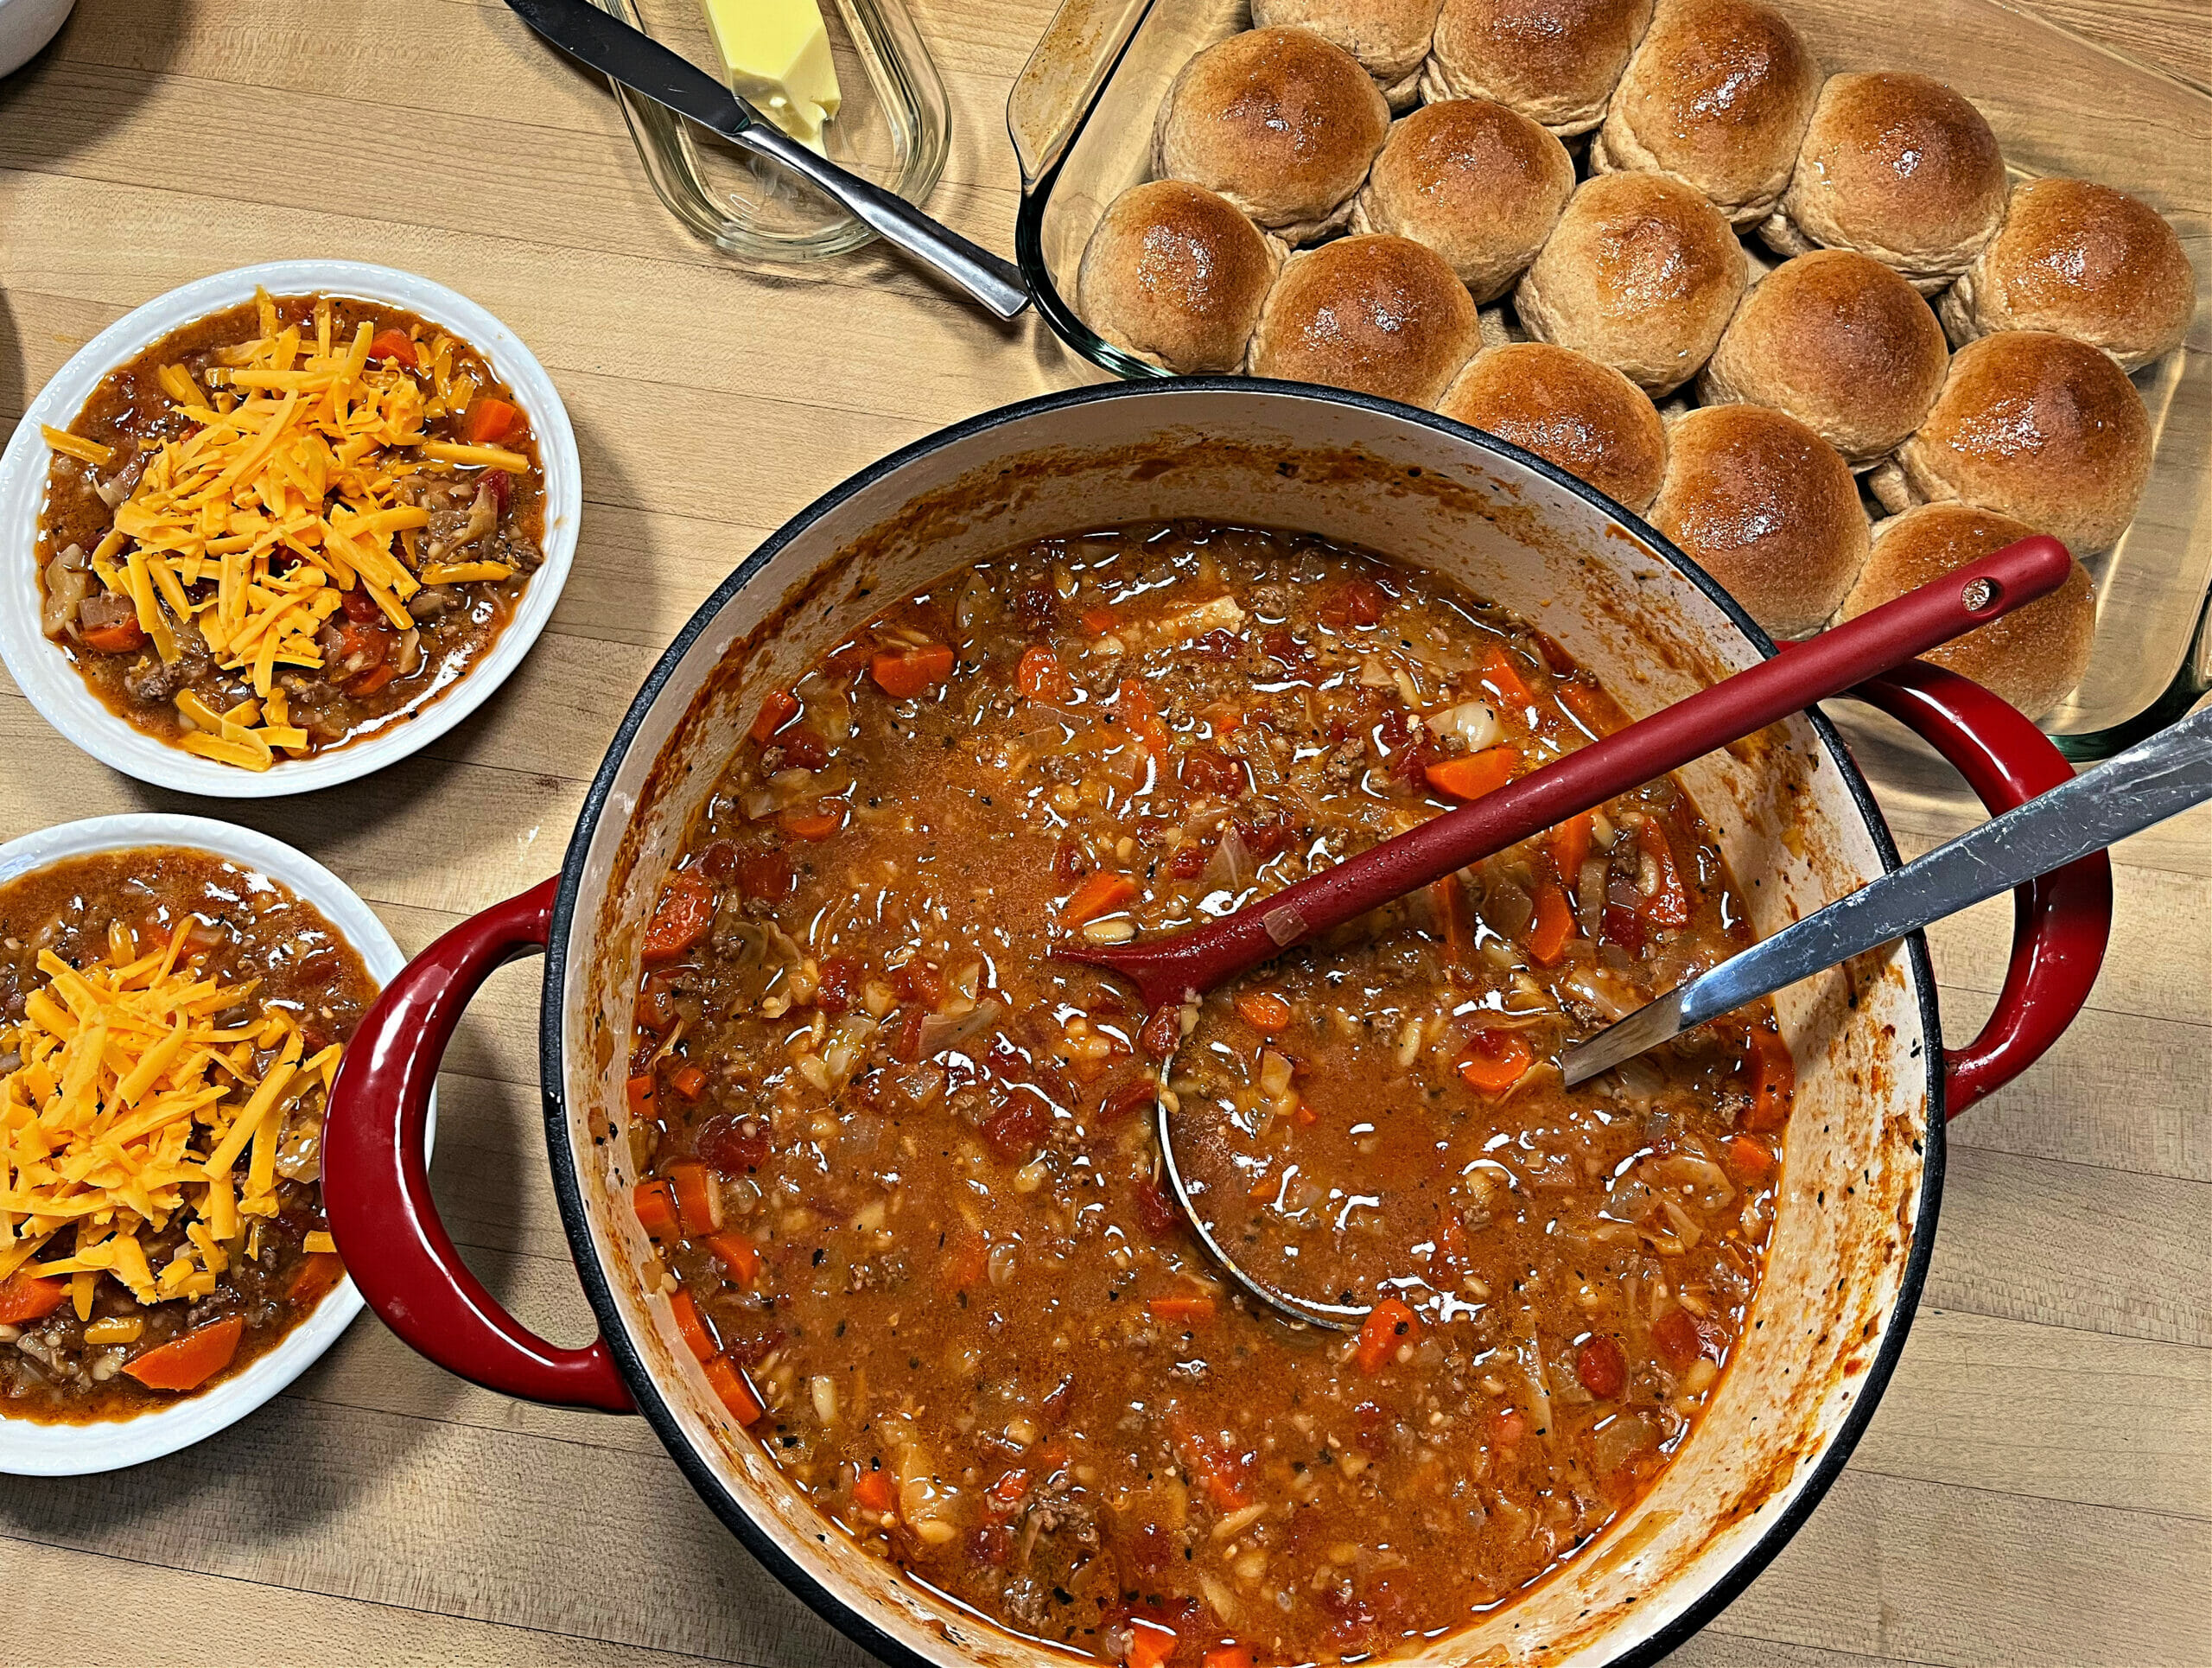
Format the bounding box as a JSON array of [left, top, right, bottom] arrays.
[[319, 381, 2107, 1665]]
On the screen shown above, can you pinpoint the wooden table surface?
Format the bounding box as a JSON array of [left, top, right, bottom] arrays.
[[0, 1, 2204, 1663]]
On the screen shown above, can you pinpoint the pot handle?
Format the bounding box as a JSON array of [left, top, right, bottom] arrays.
[[1847, 662, 2112, 1117], [324, 876, 634, 1412]]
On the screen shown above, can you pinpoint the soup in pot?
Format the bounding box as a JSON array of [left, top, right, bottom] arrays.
[[620, 521, 1791, 1663]]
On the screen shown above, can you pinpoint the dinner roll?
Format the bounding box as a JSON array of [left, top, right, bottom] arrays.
[[1078, 181, 1284, 374], [1252, 0, 1446, 107], [1940, 178, 2197, 372], [1762, 73, 2005, 292], [1438, 342, 1668, 512], [1698, 250, 1948, 467], [1879, 330, 2152, 556], [1420, 0, 1653, 136], [1349, 99, 1574, 302], [1648, 404, 1867, 637], [1590, 0, 1821, 227], [1842, 506, 2094, 717], [1154, 28, 1392, 243], [1249, 233, 1483, 405], [1513, 172, 1746, 394]]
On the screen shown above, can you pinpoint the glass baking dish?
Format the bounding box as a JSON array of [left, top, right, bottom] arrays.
[[1007, 0, 2212, 758], [594, 0, 950, 262]]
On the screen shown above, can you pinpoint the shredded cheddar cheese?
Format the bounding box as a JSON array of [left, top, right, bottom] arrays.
[[0, 919, 341, 1303], [42, 290, 509, 770]]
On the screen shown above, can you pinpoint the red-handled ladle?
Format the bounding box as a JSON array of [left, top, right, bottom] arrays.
[[1061, 535, 2074, 1328]]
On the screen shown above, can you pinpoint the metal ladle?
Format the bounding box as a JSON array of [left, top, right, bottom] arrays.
[[1062, 537, 2075, 1329]]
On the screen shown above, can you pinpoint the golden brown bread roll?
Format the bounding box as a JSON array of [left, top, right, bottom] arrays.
[[1842, 505, 2094, 718], [1941, 177, 2197, 372], [1437, 341, 1668, 511], [1419, 0, 1653, 136], [1350, 99, 1574, 302], [1698, 249, 1948, 468], [1154, 28, 1392, 243], [1761, 72, 2006, 293], [1876, 330, 2152, 556], [1589, 0, 1821, 228], [1249, 233, 1484, 405], [1513, 172, 1746, 394], [1078, 182, 1286, 374], [1252, 0, 1446, 107], [1648, 404, 1868, 637]]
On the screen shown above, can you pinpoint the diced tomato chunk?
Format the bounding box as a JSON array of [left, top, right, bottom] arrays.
[[1575, 1334, 1627, 1399], [814, 955, 861, 1015], [1651, 1307, 1704, 1370], [979, 1094, 1050, 1162], [696, 1113, 770, 1176], [1317, 576, 1387, 630]]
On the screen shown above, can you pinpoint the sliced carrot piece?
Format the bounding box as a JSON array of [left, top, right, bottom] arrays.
[[1548, 812, 1593, 885], [626, 1072, 656, 1120], [1203, 1646, 1255, 1668], [749, 689, 798, 745], [1115, 678, 1171, 754], [1478, 644, 1534, 709], [367, 328, 417, 368], [869, 643, 955, 699], [668, 1161, 723, 1236], [1726, 1134, 1775, 1179], [777, 801, 846, 842], [1433, 873, 1471, 967], [466, 396, 519, 447], [854, 1466, 898, 1513], [1526, 880, 1576, 967], [633, 1179, 680, 1240], [286, 1251, 346, 1308], [1457, 1028, 1535, 1096], [669, 1063, 708, 1101], [703, 1352, 765, 1424], [1424, 747, 1516, 802], [1637, 818, 1691, 928], [1080, 604, 1118, 637], [1062, 870, 1139, 926], [1557, 679, 1613, 736], [706, 1230, 763, 1286], [79, 620, 149, 654], [669, 1287, 716, 1361], [1127, 1620, 1178, 1668], [1017, 644, 1076, 703], [124, 1315, 245, 1392], [0, 1271, 68, 1324], [1353, 1296, 1421, 1373], [1744, 1028, 1795, 1134], [640, 871, 718, 966], [1147, 1294, 1219, 1326], [1232, 991, 1292, 1033]]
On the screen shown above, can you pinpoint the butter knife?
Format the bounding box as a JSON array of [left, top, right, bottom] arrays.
[[506, 0, 1031, 320]]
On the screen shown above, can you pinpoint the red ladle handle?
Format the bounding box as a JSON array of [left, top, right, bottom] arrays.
[[1067, 535, 2074, 1010]]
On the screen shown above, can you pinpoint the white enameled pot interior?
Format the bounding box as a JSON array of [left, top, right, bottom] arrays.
[[556, 386, 1936, 1666]]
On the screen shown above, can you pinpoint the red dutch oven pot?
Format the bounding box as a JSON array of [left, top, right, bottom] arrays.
[[324, 382, 2109, 1668]]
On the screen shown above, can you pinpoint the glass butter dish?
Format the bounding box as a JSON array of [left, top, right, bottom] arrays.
[[592, 0, 950, 261], [1007, 0, 2212, 758]]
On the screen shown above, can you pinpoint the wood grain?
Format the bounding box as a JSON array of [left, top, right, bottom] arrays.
[[0, 0, 2205, 1663]]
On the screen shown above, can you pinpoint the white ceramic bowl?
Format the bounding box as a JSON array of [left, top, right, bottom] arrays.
[[0, 0, 73, 79], [0, 259, 582, 798], [0, 813, 424, 1475]]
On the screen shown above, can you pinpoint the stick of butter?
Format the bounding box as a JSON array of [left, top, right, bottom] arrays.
[[700, 0, 843, 152]]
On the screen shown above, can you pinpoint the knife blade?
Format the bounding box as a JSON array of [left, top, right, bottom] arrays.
[[504, 0, 1030, 319]]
